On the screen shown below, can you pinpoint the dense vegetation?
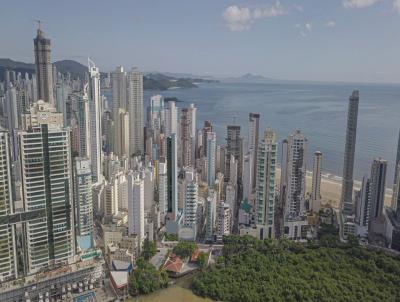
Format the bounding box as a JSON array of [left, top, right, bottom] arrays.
[[192, 235, 400, 302], [142, 238, 157, 261], [172, 241, 197, 259], [128, 257, 169, 296]]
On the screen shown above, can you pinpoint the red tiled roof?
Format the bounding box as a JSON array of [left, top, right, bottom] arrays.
[[191, 249, 200, 262], [164, 255, 184, 273]]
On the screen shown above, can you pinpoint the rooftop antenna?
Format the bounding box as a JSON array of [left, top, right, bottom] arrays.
[[34, 19, 42, 30]]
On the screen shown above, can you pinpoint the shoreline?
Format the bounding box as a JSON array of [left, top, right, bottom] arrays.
[[276, 168, 393, 208]]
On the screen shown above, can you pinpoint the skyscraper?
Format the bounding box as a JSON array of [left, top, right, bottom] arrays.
[[369, 158, 387, 221], [248, 113, 260, 190], [202, 121, 213, 158], [165, 100, 178, 137], [74, 158, 94, 251], [206, 132, 217, 187], [183, 169, 198, 231], [34, 25, 54, 105], [167, 134, 178, 220], [311, 151, 322, 209], [180, 107, 193, 167], [255, 128, 277, 237], [0, 130, 17, 281], [225, 125, 241, 182], [285, 129, 307, 218], [88, 59, 103, 184], [392, 130, 400, 212], [128, 171, 145, 245], [158, 161, 168, 217], [19, 102, 75, 274], [355, 175, 371, 237], [127, 68, 144, 156], [341, 90, 359, 215]]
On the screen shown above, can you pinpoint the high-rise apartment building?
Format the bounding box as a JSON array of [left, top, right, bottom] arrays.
[[206, 132, 217, 187], [111, 66, 128, 157], [19, 102, 75, 274], [225, 125, 241, 182], [392, 130, 400, 212], [255, 128, 277, 237], [167, 134, 178, 220], [88, 60, 103, 184], [180, 107, 193, 167], [165, 100, 178, 137], [183, 169, 198, 233], [34, 26, 54, 105], [341, 90, 359, 215], [285, 129, 307, 218], [74, 158, 94, 251], [355, 175, 371, 237], [248, 113, 260, 190], [310, 151, 322, 210], [128, 171, 145, 244], [369, 158, 387, 221], [0, 130, 17, 281]]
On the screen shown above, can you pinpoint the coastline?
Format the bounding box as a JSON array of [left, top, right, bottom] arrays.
[[276, 168, 393, 208]]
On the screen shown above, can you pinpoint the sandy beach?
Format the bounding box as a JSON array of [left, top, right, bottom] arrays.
[[276, 168, 393, 209]]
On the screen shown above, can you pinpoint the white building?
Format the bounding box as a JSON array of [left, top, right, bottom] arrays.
[[206, 132, 216, 187], [0, 130, 17, 281], [128, 171, 145, 245], [158, 161, 168, 219], [19, 102, 75, 274], [184, 169, 198, 228], [217, 202, 232, 242], [74, 158, 94, 250], [165, 100, 178, 137], [205, 190, 217, 242], [88, 59, 103, 184]]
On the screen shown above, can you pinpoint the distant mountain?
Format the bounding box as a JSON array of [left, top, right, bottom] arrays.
[[224, 73, 278, 83], [0, 59, 213, 90]]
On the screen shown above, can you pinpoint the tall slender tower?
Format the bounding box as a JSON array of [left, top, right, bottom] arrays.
[[285, 129, 307, 218], [34, 24, 54, 105], [341, 90, 359, 215], [392, 130, 400, 211], [111, 66, 128, 157], [167, 134, 178, 220], [0, 130, 18, 281], [180, 107, 193, 167], [74, 158, 94, 250], [128, 171, 145, 245], [127, 68, 144, 156], [255, 128, 277, 237], [206, 132, 217, 187], [369, 158, 387, 220], [248, 113, 260, 189], [88, 59, 103, 184], [225, 125, 241, 182], [311, 151, 322, 204]]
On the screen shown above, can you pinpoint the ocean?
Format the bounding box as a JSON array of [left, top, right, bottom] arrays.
[[144, 81, 400, 185]]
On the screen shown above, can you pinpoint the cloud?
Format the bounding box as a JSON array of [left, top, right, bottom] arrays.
[[324, 21, 336, 27], [394, 0, 400, 12], [222, 6, 252, 31], [222, 2, 286, 32], [342, 0, 381, 8], [295, 22, 312, 37]]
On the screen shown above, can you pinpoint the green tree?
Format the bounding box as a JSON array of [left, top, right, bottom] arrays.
[[172, 241, 197, 259], [129, 257, 169, 296], [197, 252, 208, 270], [142, 238, 157, 261]]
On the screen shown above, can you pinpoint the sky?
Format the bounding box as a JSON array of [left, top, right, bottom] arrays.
[[1, 0, 400, 83]]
